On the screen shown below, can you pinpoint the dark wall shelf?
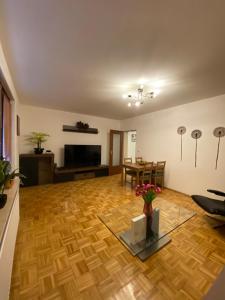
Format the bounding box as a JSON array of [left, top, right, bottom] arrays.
[[63, 125, 98, 134]]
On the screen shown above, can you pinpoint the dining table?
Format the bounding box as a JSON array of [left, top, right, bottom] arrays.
[[121, 162, 157, 186]]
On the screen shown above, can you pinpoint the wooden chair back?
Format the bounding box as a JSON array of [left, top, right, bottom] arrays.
[[135, 157, 143, 163], [144, 161, 154, 171], [156, 161, 166, 170], [141, 162, 153, 184], [124, 157, 132, 163]]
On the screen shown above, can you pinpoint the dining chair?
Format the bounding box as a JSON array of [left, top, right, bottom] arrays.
[[152, 161, 166, 188], [141, 162, 154, 184], [123, 157, 136, 187], [135, 157, 143, 163], [124, 157, 132, 163]]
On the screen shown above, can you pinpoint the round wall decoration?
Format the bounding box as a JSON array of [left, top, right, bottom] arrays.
[[177, 126, 186, 135], [213, 127, 225, 169], [191, 129, 202, 139], [191, 129, 202, 168], [213, 127, 225, 138], [177, 126, 186, 161]]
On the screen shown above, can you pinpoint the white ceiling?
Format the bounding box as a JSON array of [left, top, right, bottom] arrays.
[[1, 0, 225, 120]]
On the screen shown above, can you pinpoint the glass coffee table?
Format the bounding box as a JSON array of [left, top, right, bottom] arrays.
[[98, 197, 196, 261]]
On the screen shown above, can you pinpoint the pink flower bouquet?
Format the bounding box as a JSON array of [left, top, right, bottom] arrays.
[[135, 184, 161, 203]]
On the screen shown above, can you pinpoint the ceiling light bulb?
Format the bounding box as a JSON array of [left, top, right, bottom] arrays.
[[128, 102, 131, 107], [154, 89, 160, 96], [153, 80, 165, 88], [138, 78, 147, 85], [122, 94, 127, 99], [135, 101, 140, 107]]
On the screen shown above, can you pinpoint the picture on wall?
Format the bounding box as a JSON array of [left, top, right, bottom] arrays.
[[131, 133, 136, 142]]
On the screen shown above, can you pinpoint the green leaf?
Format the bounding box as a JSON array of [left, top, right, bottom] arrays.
[[26, 132, 50, 146]]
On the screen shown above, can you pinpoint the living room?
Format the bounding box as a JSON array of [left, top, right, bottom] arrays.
[[0, 1, 225, 299]]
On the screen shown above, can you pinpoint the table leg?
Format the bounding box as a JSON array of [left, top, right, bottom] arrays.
[[121, 167, 124, 186], [136, 170, 140, 185]]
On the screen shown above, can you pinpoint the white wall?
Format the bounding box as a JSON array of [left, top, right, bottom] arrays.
[[121, 95, 225, 196], [0, 41, 20, 168], [20, 105, 121, 166]]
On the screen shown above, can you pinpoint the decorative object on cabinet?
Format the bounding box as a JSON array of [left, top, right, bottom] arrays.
[[191, 129, 202, 168], [213, 127, 225, 170], [177, 126, 186, 161], [26, 132, 50, 154]]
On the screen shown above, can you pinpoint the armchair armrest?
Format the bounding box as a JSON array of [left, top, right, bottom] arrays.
[[207, 189, 225, 197]]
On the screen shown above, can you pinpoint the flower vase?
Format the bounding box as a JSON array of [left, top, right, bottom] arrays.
[[143, 202, 153, 240]]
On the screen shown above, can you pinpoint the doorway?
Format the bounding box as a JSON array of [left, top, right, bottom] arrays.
[[124, 130, 136, 162], [109, 130, 124, 175]]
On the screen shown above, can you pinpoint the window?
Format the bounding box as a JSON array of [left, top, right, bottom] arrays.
[[0, 67, 13, 160]]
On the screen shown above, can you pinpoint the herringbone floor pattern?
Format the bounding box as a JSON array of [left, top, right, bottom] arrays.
[[10, 175, 225, 300]]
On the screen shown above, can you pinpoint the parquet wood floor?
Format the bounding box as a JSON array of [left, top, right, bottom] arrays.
[[10, 175, 225, 300]]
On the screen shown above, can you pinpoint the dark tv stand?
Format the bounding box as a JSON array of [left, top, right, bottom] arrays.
[[54, 165, 109, 183]]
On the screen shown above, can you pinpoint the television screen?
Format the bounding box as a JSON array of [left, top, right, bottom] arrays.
[[64, 145, 101, 168]]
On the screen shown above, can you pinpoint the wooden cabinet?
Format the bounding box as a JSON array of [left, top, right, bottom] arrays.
[[19, 153, 54, 186]]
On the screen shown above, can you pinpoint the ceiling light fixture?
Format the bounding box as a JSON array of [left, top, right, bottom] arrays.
[[124, 86, 158, 107]]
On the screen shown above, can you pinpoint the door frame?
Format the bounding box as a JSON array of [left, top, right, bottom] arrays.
[[109, 129, 124, 175], [123, 129, 136, 162]]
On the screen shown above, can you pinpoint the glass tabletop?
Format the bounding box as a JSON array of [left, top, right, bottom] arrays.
[[98, 197, 196, 256]]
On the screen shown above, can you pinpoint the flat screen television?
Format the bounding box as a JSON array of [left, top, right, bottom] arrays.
[[64, 144, 101, 168]]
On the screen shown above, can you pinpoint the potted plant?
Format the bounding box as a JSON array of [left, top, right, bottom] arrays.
[[0, 159, 25, 208], [5, 169, 26, 189], [26, 132, 50, 154], [0, 159, 11, 208], [135, 184, 161, 239]]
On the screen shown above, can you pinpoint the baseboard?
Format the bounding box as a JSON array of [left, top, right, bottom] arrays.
[[164, 186, 191, 197]]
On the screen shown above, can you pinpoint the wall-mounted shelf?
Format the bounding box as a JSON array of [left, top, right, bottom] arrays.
[[62, 125, 98, 134]]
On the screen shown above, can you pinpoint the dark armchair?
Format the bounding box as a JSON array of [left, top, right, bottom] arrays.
[[191, 189, 225, 216]]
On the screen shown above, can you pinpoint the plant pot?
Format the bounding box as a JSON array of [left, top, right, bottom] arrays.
[[34, 148, 44, 154], [5, 179, 14, 189], [0, 194, 7, 209]]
